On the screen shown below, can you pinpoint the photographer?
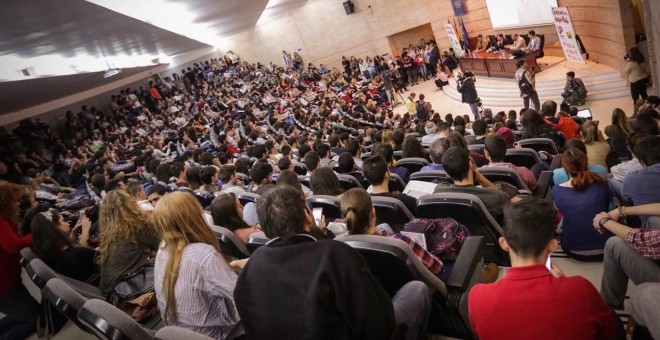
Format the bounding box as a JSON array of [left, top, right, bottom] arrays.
[[456, 72, 480, 119], [623, 47, 650, 102]]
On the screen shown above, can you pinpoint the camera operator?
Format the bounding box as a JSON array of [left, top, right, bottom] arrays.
[[456, 71, 480, 119]]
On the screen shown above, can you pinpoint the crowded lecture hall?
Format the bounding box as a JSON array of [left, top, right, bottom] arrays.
[[1, 0, 659, 339]]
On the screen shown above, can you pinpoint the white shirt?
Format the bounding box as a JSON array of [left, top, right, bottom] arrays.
[[154, 243, 239, 339]]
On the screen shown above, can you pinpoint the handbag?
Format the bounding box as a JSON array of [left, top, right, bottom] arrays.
[[110, 264, 158, 322]]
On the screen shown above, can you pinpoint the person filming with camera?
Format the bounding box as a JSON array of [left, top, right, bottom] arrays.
[[456, 71, 480, 119]]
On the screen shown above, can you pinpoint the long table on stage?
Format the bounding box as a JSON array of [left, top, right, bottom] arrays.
[[457, 50, 538, 78]]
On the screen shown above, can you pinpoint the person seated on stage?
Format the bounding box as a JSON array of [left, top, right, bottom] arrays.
[[561, 71, 588, 105], [506, 33, 527, 51], [468, 198, 620, 340], [525, 30, 541, 52], [476, 34, 489, 53], [494, 34, 506, 50], [442, 51, 458, 71]]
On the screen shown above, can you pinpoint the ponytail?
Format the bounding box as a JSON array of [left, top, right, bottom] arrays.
[[570, 170, 605, 191], [340, 188, 373, 235]]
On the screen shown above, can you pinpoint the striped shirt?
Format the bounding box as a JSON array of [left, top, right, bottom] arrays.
[[155, 243, 240, 339]]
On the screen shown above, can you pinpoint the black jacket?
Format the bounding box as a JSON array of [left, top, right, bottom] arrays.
[[457, 78, 478, 104], [235, 234, 395, 340]]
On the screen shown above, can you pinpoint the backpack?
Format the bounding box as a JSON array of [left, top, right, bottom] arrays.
[[518, 71, 534, 95], [403, 218, 470, 261], [415, 100, 429, 121]]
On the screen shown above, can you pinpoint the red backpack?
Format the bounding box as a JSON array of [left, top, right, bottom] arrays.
[[403, 218, 470, 261]]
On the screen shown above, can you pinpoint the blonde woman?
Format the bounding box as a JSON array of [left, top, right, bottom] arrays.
[[152, 192, 240, 338], [98, 189, 160, 297], [581, 121, 611, 169]]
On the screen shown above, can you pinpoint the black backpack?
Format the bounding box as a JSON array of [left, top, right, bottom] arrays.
[[415, 100, 429, 121], [518, 71, 534, 95]]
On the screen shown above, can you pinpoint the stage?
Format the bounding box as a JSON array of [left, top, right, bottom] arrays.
[[458, 50, 538, 78], [393, 56, 635, 123]]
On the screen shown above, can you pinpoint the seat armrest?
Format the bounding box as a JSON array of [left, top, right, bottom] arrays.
[[517, 189, 532, 196], [446, 236, 485, 291]]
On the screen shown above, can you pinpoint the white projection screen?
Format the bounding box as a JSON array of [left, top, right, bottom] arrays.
[[485, 0, 559, 30]]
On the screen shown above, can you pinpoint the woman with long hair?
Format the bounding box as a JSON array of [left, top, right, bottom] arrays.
[[276, 169, 304, 195], [210, 193, 262, 243], [0, 181, 39, 339], [381, 130, 395, 148], [402, 135, 426, 159], [30, 210, 98, 282], [521, 109, 563, 148], [153, 192, 240, 338], [624, 47, 649, 102], [551, 148, 611, 261], [98, 189, 160, 297], [581, 121, 611, 169], [310, 167, 343, 196], [340, 188, 443, 276], [604, 108, 634, 161]]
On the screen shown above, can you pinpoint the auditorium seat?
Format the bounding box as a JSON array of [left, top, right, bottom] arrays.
[[246, 237, 269, 254], [235, 172, 251, 185], [193, 189, 213, 208], [307, 195, 342, 221], [534, 170, 554, 199], [42, 278, 91, 333], [397, 157, 430, 174], [468, 144, 485, 155], [155, 326, 214, 340], [393, 150, 404, 161], [478, 167, 531, 193], [209, 225, 250, 259], [338, 234, 485, 338], [293, 162, 308, 176], [298, 175, 311, 188], [78, 299, 155, 340], [361, 152, 372, 160], [371, 196, 415, 233], [389, 173, 407, 193], [416, 193, 510, 266], [410, 170, 451, 184], [516, 138, 558, 154], [26, 259, 104, 300], [504, 148, 541, 169], [236, 192, 260, 207], [337, 174, 364, 190], [19, 247, 37, 268]]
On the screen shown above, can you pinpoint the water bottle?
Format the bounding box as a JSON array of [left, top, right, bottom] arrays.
[[500, 49, 505, 58]]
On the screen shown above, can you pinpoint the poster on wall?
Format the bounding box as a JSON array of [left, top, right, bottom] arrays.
[[444, 23, 465, 57], [452, 0, 467, 16], [552, 7, 585, 64]]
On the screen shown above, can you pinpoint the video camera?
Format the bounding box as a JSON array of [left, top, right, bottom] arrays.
[[456, 71, 476, 84]]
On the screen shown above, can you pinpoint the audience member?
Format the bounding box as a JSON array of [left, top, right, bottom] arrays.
[[469, 198, 620, 339], [372, 142, 410, 182], [621, 135, 660, 227], [553, 139, 607, 185], [420, 138, 447, 171], [581, 121, 611, 169], [362, 155, 417, 213], [153, 192, 240, 338], [235, 186, 430, 340], [483, 135, 537, 191], [542, 100, 580, 139]]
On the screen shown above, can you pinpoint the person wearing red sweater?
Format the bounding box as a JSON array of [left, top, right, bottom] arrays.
[[0, 181, 39, 339], [468, 197, 621, 340]]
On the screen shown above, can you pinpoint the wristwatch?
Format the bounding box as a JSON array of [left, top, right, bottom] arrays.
[[598, 216, 612, 228]]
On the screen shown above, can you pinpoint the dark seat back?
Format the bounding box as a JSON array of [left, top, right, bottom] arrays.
[[246, 237, 269, 254], [517, 138, 558, 154], [20, 247, 38, 268], [297, 175, 311, 188], [235, 172, 251, 185], [42, 278, 90, 333], [389, 173, 407, 193], [337, 174, 363, 190], [393, 150, 403, 161], [534, 170, 553, 199], [209, 225, 250, 259], [415, 193, 510, 266], [236, 192, 260, 207], [371, 196, 415, 233], [78, 299, 154, 340], [467, 144, 485, 155], [478, 167, 529, 191], [307, 195, 342, 221], [397, 158, 430, 174], [504, 148, 541, 169], [537, 34, 545, 58], [410, 170, 451, 184], [193, 189, 213, 208]]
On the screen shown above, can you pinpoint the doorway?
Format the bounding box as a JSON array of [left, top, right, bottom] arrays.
[[387, 24, 435, 57]]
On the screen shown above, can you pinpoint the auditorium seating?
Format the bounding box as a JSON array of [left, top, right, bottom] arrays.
[[306, 195, 342, 221], [516, 138, 558, 154], [42, 278, 91, 333], [78, 299, 155, 340], [339, 234, 486, 338], [504, 148, 541, 169], [478, 167, 531, 193], [26, 259, 104, 300], [337, 174, 364, 190], [210, 225, 251, 259], [389, 173, 407, 193], [397, 158, 430, 174], [371, 196, 415, 233], [416, 193, 510, 266], [410, 170, 451, 184], [19, 247, 37, 268], [236, 192, 260, 206]]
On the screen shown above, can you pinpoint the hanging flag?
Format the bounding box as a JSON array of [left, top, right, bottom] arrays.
[[453, 17, 462, 43], [459, 17, 470, 50], [452, 0, 468, 16]]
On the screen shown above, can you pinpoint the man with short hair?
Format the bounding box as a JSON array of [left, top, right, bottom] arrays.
[[506, 33, 527, 51], [218, 165, 245, 194], [421, 122, 440, 145], [483, 135, 538, 191], [433, 147, 510, 217], [362, 155, 417, 213], [235, 186, 430, 339], [316, 143, 337, 168], [249, 161, 274, 195], [514, 60, 540, 111], [303, 151, 321, 174], [420, 138, 447, 171], [469, 198, 620, 339], [200, 166, 220, 193], [146, 183, 167, 208], [525, 30, 541, 52], [415, 94, 431, 122], [345, 140, 363, 169], [621, 135, 660, 227], [372, 142, 410, 182], [127, 181, 152, 211], [561, 71, 587, 105], [469, 119, 488, 145]]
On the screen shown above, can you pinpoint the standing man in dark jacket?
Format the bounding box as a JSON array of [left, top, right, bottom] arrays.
[[457, 72, 480, 119], [234, 186, 431, 340]]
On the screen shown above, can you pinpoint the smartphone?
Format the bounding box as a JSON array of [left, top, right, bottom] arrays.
[[313, 207, 323, 226], [75, 210, 85, 227], [545, 256, 552, 271]]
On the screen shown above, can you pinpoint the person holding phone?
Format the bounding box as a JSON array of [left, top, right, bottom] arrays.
[[468, 198, 620, 339]]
